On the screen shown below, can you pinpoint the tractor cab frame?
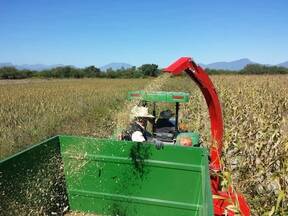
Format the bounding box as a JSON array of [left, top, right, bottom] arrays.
[[128, 91, 199, 145]]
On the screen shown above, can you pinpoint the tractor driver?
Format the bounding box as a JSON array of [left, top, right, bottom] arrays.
[[122, 106, 154, 142], [122, 106, 164, 149]]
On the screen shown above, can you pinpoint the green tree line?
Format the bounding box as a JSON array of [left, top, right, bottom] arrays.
[[206, 64, 288, 75], [0, 64, 160, 79], [0, 63, 287, 79]]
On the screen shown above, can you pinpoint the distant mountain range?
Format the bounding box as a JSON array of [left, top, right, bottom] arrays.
[[100, 63, 133, 71], [278, 61, 288, 68], [0, 59, 287, 71], [202, 59, 288, 70], [0, 63, 64, 71], [201, 58, 255, 70]]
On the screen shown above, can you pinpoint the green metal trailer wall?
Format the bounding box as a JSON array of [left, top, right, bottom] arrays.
[[0, 135, 213, 216]]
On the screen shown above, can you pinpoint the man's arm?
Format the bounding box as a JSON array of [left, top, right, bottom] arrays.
[[131, 131, 146, 142]]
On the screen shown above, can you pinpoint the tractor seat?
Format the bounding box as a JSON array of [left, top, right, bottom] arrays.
[[153, 132, 175, 144]]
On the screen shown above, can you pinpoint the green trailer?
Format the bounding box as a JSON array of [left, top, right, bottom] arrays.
[[0, 135, 213, 216]]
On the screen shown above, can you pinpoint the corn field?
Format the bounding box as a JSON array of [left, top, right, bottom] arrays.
[[0, 75, 287, 215]]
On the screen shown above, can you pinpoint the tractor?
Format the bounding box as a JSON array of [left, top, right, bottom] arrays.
[[0, 57, 250, 215], [126, 90, 200, 146]]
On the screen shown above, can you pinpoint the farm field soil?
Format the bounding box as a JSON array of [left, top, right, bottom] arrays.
[[0, 75, 287, 215]]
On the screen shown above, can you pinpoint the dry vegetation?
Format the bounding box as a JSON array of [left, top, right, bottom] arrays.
[[0, 78, 147, 157], [0, 75, 287, 215]]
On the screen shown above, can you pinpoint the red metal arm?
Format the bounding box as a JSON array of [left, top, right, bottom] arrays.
[[164, 57, 250, 216], [165, 57, 223, 171]]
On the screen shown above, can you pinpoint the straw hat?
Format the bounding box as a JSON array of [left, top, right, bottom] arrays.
[[130, 106, 155, 119]]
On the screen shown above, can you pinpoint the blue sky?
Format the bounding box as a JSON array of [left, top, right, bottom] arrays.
[[0, 0, 287, 67]]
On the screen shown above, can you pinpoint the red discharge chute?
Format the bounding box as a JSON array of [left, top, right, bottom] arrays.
[[164, 57, 250, 216]]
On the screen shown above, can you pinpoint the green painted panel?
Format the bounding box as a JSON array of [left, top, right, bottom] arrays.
[[60, 135, 213, 216], [0, 135, 213, 216], [128, 91, 190, 103]]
